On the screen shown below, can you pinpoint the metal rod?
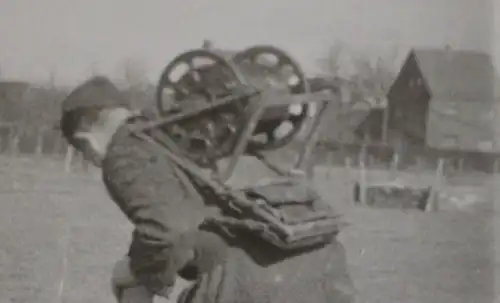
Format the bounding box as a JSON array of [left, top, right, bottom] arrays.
[[132, 92, 255, 132], [295, 99, 332, 172], [219, 93, 268, 182], [250, 152, 292, 177], [262, 90, 334, 107], [133, 90, 332, 134], [220, 90, 336, 181]]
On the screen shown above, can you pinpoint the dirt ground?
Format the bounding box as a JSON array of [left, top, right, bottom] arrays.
[[0, 155, 497, 303]]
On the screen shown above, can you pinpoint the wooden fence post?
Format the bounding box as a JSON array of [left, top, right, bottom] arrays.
[[368, 155, 375, 166], [64, 146, 74, 173], [343, 155, 352, 188], [8, 132, 20, 155], [457, 158, 464, 172], [358, 140, 367, 169], [81, 156, 89, 173], [326, 151, 333, 179], [416, 156, 423, 170], [35, 130, 44, 156], [345, 156, 352, 169], [390, 151, 399, 173], [425, 157, 444, 212], [77, 151, 89, 173], [359, 160, 367, 205]]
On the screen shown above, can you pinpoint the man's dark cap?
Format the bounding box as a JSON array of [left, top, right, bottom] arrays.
[[59, 76, 130, 145], [61, 76, 129, 113]]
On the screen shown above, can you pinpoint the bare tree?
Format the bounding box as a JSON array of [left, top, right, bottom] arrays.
[[373, 45, 399, 94], [119, 57, 149, 89], [22, 84, 64, 155], [317, 42, 344, 77], [116, 57, 153, 110], [316, 43, 400, 148]]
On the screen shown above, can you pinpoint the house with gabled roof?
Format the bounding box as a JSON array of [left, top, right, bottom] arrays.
[[385, 47, 498, 153]]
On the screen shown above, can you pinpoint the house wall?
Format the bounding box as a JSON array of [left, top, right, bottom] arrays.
[[426, 99, 495, 151], [387, 52, 430, 142], [356, 109, 384, 141]]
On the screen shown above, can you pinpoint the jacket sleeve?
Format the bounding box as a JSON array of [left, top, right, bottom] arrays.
[[102, 129, 214, 279]]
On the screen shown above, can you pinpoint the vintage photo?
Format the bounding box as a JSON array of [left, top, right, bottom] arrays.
[[0, 0, 496, 302]]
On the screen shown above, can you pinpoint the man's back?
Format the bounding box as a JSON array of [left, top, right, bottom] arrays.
[[102, 120, 355, 303]]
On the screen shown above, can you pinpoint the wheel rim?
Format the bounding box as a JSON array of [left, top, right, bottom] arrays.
[[155, 49, 248, 165], [232, 45, 311, 152]]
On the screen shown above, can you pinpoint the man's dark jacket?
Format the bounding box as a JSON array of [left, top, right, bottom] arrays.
[[101, 119, 356, 303]]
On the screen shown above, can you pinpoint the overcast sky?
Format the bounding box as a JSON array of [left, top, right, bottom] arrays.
[[0, 0, 494, 86]]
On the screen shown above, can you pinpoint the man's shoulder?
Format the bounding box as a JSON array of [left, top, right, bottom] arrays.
[[103, 121, 178, 176], [102, 121, 149, 171], [106, 123, 137, 153]]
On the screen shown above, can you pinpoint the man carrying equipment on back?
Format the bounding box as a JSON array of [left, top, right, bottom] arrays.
[[59, 75, 356, 303]]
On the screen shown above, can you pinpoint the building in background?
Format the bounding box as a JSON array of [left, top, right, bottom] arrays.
[[385, 47, 498, 153], [314, 47, 500, 171]]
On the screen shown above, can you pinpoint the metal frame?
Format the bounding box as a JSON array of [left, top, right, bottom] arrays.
[[219, 89, 334, 182], [128, 88, 342, 249], [130, 88, 336, 184]]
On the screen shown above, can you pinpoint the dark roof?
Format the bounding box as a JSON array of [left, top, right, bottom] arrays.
[[411, 48, 497, 102]]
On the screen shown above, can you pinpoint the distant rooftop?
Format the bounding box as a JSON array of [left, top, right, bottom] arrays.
[[411, 47, 498, 102]]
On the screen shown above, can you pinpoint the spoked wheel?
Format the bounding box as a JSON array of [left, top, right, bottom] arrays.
[[155, 49, 248, 165], [156, 49, 248, 113], [232, 45, 311, 152]]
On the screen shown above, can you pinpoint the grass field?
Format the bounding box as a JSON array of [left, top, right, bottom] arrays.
[[0, 155, 497, 303]]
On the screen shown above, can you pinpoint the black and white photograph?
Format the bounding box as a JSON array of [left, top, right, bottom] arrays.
[[0, 0, 497, 302]]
